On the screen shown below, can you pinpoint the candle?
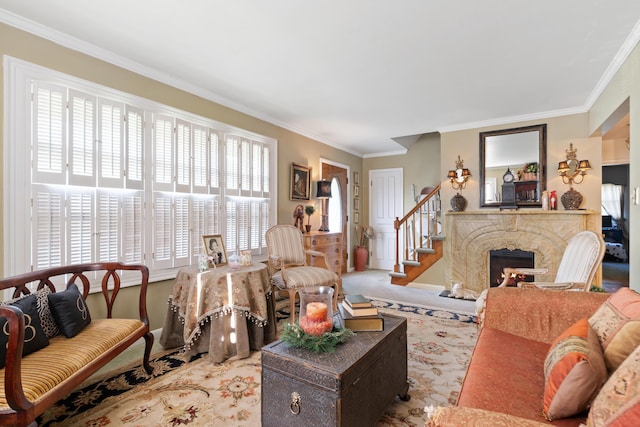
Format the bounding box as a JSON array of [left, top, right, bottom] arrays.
[[306, 302, 328, 322]]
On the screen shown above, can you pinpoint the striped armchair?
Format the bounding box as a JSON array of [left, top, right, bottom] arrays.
[[265, 225, 339, 322]]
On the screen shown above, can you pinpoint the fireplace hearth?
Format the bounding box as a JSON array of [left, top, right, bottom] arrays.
[[489, 249, 534, 287]]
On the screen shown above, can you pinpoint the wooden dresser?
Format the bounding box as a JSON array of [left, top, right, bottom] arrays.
[[303, 231, 343, 284]]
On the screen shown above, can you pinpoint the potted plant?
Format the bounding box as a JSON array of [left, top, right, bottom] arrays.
[[304, 205, 315, 233]]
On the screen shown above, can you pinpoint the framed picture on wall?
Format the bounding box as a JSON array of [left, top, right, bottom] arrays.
[[290, 163, 311, 201], [354, 198, 359, 211], [354, 171, 360, 184], [354, 184, 359, 197], [354, 211, 359, 224], [203, 234, 227, 267]]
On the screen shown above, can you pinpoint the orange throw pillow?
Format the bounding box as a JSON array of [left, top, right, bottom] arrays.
[[543, 318, 607, 420]]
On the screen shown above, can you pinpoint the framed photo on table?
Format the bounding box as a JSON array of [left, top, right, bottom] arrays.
[[290, 163, 311, 200], [203, 234, 227, 266]]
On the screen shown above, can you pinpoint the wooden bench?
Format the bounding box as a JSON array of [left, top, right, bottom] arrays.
[[0, 263, 154, 427]]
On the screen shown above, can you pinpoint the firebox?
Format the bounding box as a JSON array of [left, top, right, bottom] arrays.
[[489, 248, 535, 287]]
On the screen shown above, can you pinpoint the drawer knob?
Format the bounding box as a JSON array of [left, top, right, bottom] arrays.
[[290, 391, 301, 415]]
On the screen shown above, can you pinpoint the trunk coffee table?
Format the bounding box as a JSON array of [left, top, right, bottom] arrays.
[[261, 313, 409, 427]]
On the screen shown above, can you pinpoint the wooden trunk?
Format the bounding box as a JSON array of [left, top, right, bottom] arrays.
[[261, 314, 409, 427]]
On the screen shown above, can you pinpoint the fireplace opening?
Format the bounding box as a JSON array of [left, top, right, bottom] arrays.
[[490, 249, 535, 287]]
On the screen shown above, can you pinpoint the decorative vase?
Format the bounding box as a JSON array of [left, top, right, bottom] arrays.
[[305, 224, 312, 233], [561, 188, 583, 210], [450, 193, 467, 212], [354, 245, 368, 271], [298, 287, 334, 336]]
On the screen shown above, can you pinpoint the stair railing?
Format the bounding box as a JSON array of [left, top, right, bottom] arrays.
[[393, 185, 442, 273]]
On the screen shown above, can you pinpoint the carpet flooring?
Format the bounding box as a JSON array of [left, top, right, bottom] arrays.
[[38, 301, 477, 426]]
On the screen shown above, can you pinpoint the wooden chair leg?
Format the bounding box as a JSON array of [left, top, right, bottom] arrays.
[[288, 289, 298, 323]]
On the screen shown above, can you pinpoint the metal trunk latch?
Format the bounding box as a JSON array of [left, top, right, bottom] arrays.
[[290, 392, 301, 415]]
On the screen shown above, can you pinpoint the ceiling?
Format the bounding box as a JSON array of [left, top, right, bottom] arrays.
[[1, 1, 640, 157]]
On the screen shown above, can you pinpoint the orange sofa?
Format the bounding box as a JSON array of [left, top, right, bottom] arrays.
[[430, 287, 610, 426]]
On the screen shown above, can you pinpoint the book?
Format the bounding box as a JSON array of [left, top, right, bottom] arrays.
[[337, 304, 384, 332], [344, 294, 373, 308], [341, 300, 379, 317]]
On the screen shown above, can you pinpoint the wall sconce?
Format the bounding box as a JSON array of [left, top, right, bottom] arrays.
[[316, 180, 332, 231], [557, 143, 591, 210], [447, 155, 471, 211]]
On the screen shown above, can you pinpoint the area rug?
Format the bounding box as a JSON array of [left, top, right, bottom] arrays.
[[38, 302, 477, 426]]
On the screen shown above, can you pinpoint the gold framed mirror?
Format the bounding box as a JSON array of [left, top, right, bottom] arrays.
[[479, 124, 547, 208]]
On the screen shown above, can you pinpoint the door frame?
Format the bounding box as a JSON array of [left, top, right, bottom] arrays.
[[320, 158, 350, 272]]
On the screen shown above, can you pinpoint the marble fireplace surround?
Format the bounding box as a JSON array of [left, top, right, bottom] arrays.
[[444, 210, 599, 294]]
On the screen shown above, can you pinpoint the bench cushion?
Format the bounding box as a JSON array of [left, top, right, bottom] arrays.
[[0, 318, 145, 408]]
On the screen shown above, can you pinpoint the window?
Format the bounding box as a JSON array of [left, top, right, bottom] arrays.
[[4, 57, 276, 287]]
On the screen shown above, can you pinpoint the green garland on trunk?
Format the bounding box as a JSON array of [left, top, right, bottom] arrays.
[[280, 323, 355, 353]]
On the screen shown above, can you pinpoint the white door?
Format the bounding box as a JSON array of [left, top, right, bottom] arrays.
[[369, 168, 403, 270]]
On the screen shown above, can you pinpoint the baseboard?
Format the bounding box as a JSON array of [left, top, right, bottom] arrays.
[[406, 282, 446, 292]]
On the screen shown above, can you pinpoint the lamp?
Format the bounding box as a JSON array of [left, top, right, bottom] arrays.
[[447, 155, 471, 211], [557, 143, 591, 210], [316, 180, 332, 231]]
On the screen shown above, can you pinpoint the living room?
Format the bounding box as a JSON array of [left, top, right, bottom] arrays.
[[1, 3, 640, 426]]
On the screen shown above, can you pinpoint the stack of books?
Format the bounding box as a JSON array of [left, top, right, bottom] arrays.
[[337, 294, 384, 331]]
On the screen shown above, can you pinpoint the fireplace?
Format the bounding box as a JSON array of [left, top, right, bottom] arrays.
[[489, 249, 534, 287]]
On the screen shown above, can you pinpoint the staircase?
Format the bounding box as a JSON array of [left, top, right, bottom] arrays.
[[389, 185, 443, 286]]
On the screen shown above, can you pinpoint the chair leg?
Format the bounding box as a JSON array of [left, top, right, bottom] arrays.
[[288, 289, 298, 323]]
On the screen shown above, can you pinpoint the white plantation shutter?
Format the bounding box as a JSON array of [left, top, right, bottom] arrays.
[[33, 82, 66, 185], [154, 115, 173, 191], [262, 146, 270, 195], [240, 138, 251, 197], [175, 120, 191, 193], [252, 142, 262, 193], [225, 198, 237, 255], [225, 135, 239, 193], [174, 196, 190, 267], [237, 199, 250, 251], [125, 107, 144, 189], [250, 200, 261, 250], [67, 189, 94, 264], [32, 185, 64, 269], [98, 100, 124, 187], [153, 193, 172, 269], [261, 200, 270, 249], [122, 192, 143, 263], [69, 90, 96, 187], [192, 126, 208, 193], [210, 131, 221, 194], [96, 191, 120, 262], [191, 197, 207, 263]]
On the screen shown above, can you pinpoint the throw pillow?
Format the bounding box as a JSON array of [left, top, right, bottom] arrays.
[[47, 283, 92, 338], [588, 288, 640, 372], [586, 344, 640, 426], [543, 318, 607, 420], [1, 287, 60, 338], [0, 294, 50, 368]]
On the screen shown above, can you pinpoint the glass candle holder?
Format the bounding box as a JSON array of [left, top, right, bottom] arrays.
[[298, 287, 334, 336]]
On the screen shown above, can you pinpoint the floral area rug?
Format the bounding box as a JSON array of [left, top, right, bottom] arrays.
[[38, 302, 477, 426]]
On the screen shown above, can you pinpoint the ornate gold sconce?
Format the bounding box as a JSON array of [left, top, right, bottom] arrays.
[[557, 143, 591, 209], [447, 155, 471, 211]]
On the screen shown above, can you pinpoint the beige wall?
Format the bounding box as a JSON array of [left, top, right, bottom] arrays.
[[0, 23, 361, 320], [589, 42, 640, 292]]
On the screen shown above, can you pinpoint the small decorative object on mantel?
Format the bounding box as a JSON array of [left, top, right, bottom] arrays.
[[500, 168, 518, 210], [446, 155, 471, 212], [557, 143, 591, 210]]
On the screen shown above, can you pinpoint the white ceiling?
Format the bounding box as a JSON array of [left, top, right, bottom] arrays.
[[1, 1, 640, 157]]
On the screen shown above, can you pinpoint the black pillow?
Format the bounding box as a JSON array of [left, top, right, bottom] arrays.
[[0, 294, 50, 368], [47, 283, 92, 338]]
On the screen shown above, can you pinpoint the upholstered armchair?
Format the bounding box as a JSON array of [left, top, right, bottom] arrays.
[[265, 225, 340, 322], [498, 230, 605, 291]]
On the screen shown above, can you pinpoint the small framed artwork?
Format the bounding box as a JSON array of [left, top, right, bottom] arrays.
[[354, 184, 359, 197], [290, 163, 312, 201], [354, 198, 359, 211], [353, 171, 360, 184], [203, 234, 227, 266], [354, 211, 359, 224]]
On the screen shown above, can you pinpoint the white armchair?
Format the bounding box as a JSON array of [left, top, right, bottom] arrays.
[[265, 225, 340, 322]]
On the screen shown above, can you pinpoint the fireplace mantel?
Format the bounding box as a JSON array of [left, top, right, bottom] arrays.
[[444, 210, 599, 293]]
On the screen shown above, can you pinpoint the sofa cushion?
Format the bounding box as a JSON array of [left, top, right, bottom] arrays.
[[586, 343, 640, 426], [543, 318, 607, 420], [48, 284, 92, 338], [0, 294, 50, 368], [588, 288, 640, 372]]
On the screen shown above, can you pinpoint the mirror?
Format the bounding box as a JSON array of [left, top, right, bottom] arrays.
[[479, 124, 547, 207]]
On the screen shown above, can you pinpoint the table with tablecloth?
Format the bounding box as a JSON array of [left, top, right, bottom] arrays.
[[159, 263, 277, 363]]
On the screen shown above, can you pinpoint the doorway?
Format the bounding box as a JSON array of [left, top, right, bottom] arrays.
[[321, 159, 348, 274], [369, 168, 403, 271]]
